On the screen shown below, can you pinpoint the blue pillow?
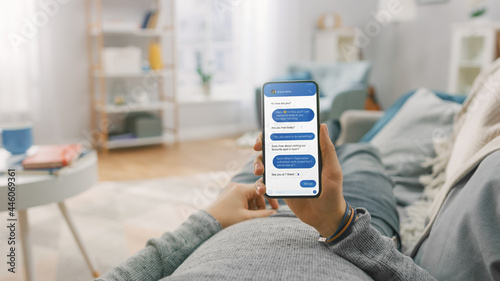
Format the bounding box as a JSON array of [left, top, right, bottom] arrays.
[[272, 71, 326, 97], [359, 90, 466, 142]]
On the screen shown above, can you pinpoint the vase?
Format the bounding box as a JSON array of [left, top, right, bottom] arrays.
[[202, 83, 211, 97]]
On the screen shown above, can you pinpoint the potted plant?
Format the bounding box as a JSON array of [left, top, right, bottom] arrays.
[[469, 0, 487, 20], [196, 52, 213, 97]]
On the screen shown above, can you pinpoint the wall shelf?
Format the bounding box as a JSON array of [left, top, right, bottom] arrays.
[[92, 70, 173, 78], [96, 103, 166, 113], [458, 61, 482, 68], [107, 135, 165, 149], [90, 27, 170, 37]]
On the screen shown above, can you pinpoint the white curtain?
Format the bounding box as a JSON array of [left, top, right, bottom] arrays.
[[0, 0, 39, 124], [234, 0, 304, 130], [239, 0, 304, 86]]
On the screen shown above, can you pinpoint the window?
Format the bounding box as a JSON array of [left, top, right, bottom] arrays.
[[176, 0, 241, 93]]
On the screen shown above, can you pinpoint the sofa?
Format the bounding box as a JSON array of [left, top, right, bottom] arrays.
[[255, 61, 371, 127], [335, 80, 500, 280], [236, 68, 500, 279]]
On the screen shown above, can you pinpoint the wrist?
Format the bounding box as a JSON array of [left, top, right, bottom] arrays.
[[205, 207, 226, 229], [316, 199, 347, 237], [318, 203, 357, 245]]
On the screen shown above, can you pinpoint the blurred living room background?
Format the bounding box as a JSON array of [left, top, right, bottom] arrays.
[[1, 0, 499, 280]]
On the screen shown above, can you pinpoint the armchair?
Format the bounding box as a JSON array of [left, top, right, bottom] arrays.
[[336, 110, 384, 145]]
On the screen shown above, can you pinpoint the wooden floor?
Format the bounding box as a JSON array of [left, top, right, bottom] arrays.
[[97, 136, 256, 181]]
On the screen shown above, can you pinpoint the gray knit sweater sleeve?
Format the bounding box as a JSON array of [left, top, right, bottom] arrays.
[[96, 211, 221, 281], [331, 208, 436, 281]]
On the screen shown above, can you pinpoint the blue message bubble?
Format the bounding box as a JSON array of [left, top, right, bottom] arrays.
[[300, 180, 316, 188], [273, 154, 316, 169], [270, 133, 315, 141], [272, 108, 315, 122]]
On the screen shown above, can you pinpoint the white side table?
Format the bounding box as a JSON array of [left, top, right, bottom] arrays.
[[0, 148, 100, 280]]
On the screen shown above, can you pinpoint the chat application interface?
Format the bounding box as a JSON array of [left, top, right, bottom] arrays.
[[263, 82, 319, 197]]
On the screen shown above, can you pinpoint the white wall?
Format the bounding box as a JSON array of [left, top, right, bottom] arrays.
[[248, 0, 500, 109], [33, 0, 500, 143], [377, 0, 500, 108]]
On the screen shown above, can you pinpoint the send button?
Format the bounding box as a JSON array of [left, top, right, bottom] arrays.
[[300, 180, 316, 188]]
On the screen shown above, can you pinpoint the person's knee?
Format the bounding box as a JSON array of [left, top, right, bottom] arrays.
[[336, 143, 381, 165]]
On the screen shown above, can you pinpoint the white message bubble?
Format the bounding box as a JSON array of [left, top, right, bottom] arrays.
[[269, 100, 294, 107], [270, 171, 302, 178], [270, 124, 297, 131], [270, 143, 309, 153]]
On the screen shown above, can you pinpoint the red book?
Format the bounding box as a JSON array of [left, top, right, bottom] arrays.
[[22, 144, 83, 169]]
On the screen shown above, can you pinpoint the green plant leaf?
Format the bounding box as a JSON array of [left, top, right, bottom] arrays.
[[471, 8, 487, 18]]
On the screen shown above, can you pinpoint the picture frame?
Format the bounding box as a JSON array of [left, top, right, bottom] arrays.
[[417, 0, 449, 5]]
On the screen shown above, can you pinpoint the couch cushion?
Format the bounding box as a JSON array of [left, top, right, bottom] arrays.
[[369, 89, 462, 206], [413, 150, 500, 280]]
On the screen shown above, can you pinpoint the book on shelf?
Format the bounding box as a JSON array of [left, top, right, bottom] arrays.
[[148, 11, 159, 29], [142, 10, 160, 29], [141, 11, 154, 29]]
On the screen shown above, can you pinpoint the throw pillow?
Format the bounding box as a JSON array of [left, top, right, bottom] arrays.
[[370, 88, 462, 206]]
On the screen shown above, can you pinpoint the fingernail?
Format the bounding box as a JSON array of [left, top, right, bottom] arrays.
[[255, 182, 262, 194], [254, 163, 259, 172]]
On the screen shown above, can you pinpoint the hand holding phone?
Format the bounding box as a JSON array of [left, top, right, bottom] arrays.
[[254, 123, 347, 238]]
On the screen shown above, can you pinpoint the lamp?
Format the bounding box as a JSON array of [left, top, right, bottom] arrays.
[[377, 0, 418, 22]]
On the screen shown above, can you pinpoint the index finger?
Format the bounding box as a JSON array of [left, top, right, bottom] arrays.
[[253, 132, 262, 152], [255, 179, 279, 210]]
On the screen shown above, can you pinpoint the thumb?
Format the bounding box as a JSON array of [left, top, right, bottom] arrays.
[[244, 209, 277, 219], [319, 124, 342, 178]]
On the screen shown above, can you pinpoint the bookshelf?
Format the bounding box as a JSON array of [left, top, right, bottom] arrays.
[[85, 0, 179, 151], [448, 22, 500, 95]]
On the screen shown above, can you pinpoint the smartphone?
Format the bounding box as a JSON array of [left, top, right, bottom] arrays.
[[262, 81, 321, 198]]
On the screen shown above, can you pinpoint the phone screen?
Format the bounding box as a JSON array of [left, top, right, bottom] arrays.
[[262, 81, 321, 198]]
